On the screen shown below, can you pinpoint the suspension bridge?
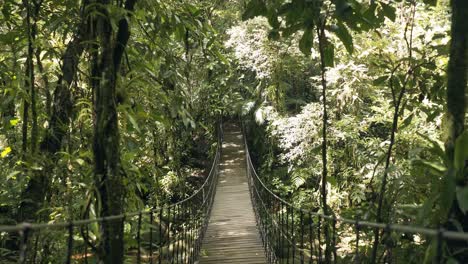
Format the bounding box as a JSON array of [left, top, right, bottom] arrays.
[[1, 122, 468, 263]]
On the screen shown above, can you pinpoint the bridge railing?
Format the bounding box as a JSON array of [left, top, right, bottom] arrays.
[[0, 124, 222, 264], [242, 123, 468, 264]]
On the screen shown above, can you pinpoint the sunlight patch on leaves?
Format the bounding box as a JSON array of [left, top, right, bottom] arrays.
[[1, 147, 11, 158]]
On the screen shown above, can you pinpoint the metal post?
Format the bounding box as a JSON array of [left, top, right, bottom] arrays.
[[66, 222, 74, 264], [159, 208, 163, 264], [317, 217, 322, 263], [309, 214, 313, 264], [355, 219, 360, 264], [292, 209, 295, 264], [286, 207, 290, 264], [300, 211, 304, 264], [436, 228, 444, 264], [137, 212, 142, 264], [332, 218, 337, 264], [19, 224, 31, 264], [149, 211, 154, 264]]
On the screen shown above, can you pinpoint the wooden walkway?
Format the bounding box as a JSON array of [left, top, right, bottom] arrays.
[[199, 124, 266, 264]]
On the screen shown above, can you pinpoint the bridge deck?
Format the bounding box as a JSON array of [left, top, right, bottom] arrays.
[[199, 124, 266, 264]]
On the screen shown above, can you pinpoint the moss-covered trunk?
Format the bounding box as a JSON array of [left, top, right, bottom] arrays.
[[446, 0, 468, 261], [446, 1, 467, 157], [92, 0, 136, 262]]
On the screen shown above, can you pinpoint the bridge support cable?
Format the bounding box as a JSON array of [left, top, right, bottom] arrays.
[[0, 123, 223, 264], [242, 121, 468, 263]]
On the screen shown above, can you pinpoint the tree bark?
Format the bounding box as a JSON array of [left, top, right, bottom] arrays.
[[30, 0, 39, 154], [20, 0, 39, 154], [92, 0, 137, 263], [40, 0, 90, 155], [446, 0, 468, 261], [446, 0, 467, 160], [35, 47, 51, 116], [21, 0, 31, 155], [316, 21, 332, 264]]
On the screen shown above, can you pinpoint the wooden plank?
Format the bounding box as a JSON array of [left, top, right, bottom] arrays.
[[199, 124, 267, 264]]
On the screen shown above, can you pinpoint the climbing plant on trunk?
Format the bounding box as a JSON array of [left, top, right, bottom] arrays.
[[90, 0, 137, 263], [444, 0, 468, 261]]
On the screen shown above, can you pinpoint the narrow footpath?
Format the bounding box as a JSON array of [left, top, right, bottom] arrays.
[[199, 123, 266, 264]]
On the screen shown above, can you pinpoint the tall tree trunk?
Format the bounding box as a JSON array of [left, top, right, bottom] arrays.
[[21, 0, 39, 155], [22, 16, 30, 155], [446, 0, 468, 261], [36, 47, 51, 116], [446, 0, 467, 159], [316, 21, 331, 264], [92, 1, 137, 262], [30, 0, 39, 153], [40, 0, 90, 155], [371, 4, 416, 261]]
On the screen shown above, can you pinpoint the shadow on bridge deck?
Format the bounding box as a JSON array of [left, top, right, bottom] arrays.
[[199, 123, 266, 264]]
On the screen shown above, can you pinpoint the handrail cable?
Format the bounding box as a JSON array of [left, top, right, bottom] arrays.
[[0, 142, 220, 232], [244, 130, 468, 241]]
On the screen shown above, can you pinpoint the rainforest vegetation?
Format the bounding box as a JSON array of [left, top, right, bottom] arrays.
[[0, 0, 467, 263]]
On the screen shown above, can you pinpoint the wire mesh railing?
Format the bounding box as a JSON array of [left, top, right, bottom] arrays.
[[242, 123, 468, 264], [0, 126, 222, 264]]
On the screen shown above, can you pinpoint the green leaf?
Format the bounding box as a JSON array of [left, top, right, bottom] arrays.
[[242, 0, 267, 21], [335, 0, 352, 19], [214, 50, 229, 65], [332, 22, 353, 54], [0, 32, 17, 44], [380, 2, 396, 22], [456, 186, 468, 214], [373, 75, 388, 86], [268, 30, 280, 41], [328, 176, 337, 186], [267, 9, 280, 29], [446, 258, 460, 264], [126, 111, 141, 133], [417, 132, 447, 163], [423, 0, 437, 6], [9, 118, 19, 126], [6, 171, 20, 180], [292, 175, 305, 188], [362, 3, 380, 27], [174, 25, 186, 42], [299, 29, 314, 56], [450, 219, 464, 232], [454, 131, 468, 170], [432, 33, 446, 40], [324, 41, 335, 67], [413, 160, 446, 174], [423, 239, 437, 264], [440, 168, 456, 217], [282, 23, 303, 38], [1, 2, 12, 21], [400, 113, 414, 129], [1, 147, 11, 158], [418, 193, 439, 225]]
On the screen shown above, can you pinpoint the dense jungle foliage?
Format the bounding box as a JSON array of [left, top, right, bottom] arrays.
[[0, 0, 467, 263]]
